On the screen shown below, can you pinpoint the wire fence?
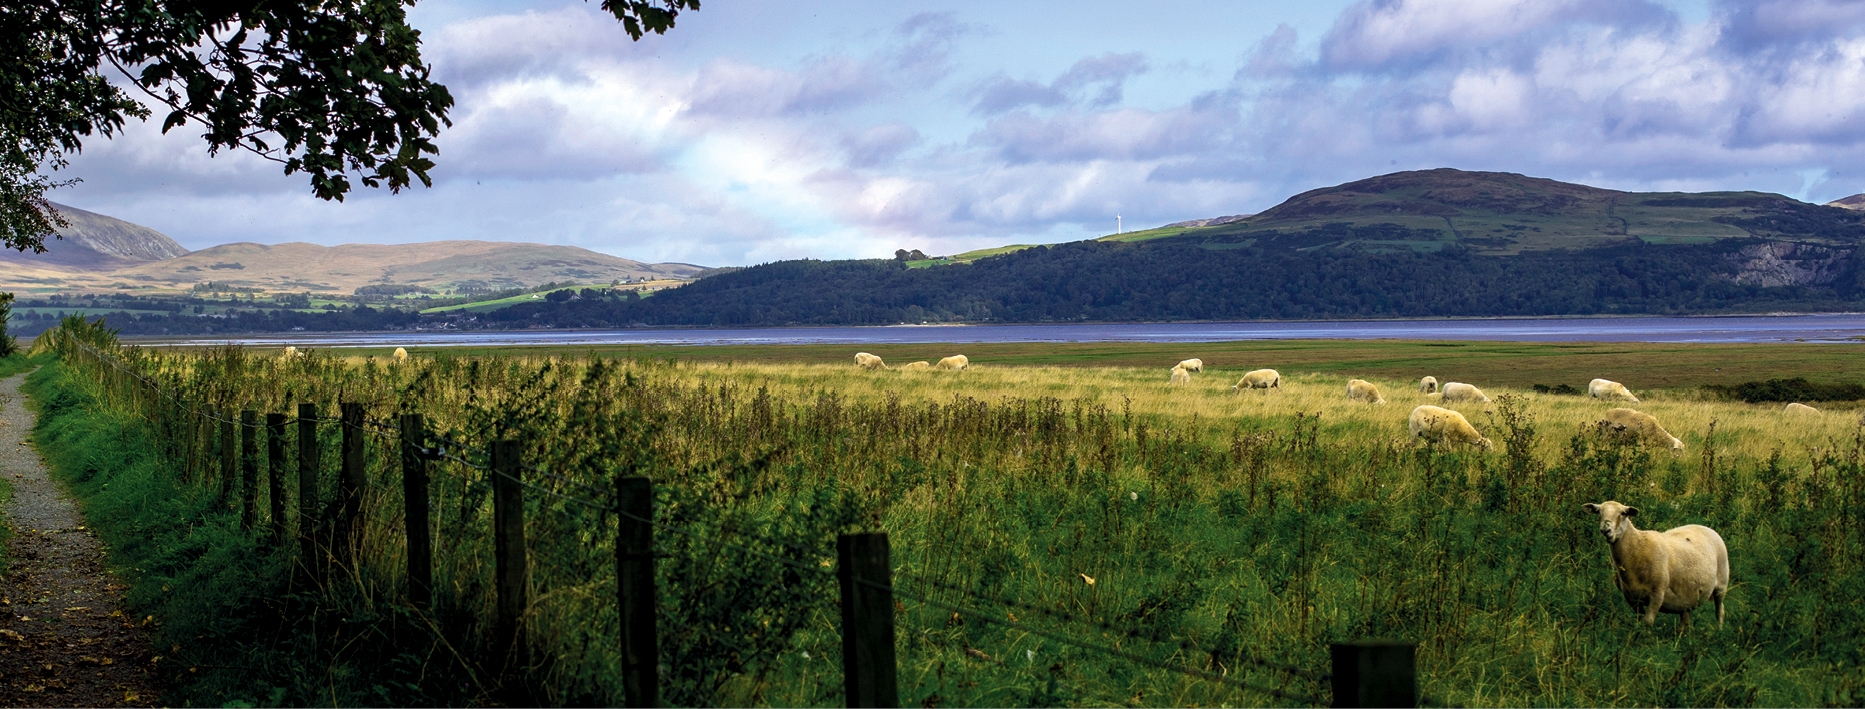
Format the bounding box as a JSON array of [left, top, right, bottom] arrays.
[[51, 338, 1443, 708]]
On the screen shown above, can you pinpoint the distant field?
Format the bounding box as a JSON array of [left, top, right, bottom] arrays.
[[418, 285, 588, 314], [318, 339, 1865, 392]]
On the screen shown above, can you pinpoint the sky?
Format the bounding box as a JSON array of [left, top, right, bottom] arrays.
[[48, 0, 1865, 267]]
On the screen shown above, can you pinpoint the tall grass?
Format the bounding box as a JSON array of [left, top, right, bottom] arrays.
[[27, 328, 1865, 706]]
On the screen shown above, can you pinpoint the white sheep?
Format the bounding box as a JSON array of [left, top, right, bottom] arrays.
[[1784, 402, 1820, 415], [1231, 369, 1280, 392], [1419, 376, 1439, 394], [1176, 358, 1204, 373], [393, 347, 408, 363], [1582, 500, 1728, 629], [936, 354, 969, 371], [281, 346, 299, 359], [1589, 378, 1640, 403], [1346, 379, 1385, 404], [855, 352, 887, 370], [1602, 408, 1684, 452], [900, 361, 932, 371], [1408, 405, 1492, 450], [1170, 366, 1191, 385], [1440, 382, 1491, 403]]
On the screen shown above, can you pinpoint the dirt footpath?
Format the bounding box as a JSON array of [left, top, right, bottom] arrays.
[[0, 371, 161, 707]]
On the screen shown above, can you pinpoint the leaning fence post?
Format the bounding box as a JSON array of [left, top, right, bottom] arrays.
[[218, 408, 236, 509], [617, 476, 657, 708], [298, 403, 321, 575], [1330, 642, 1416, 708], [491, 439, 528, 675], [240, 409, 259, 530], [331, 402, 367, 570], [838, 532, 898, 709], [400, 413, 432, 609], [267, 413, 288, 544]]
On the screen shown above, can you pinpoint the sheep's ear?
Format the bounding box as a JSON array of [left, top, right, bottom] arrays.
[[1624, 506, 1639, 517], [1582, 503, 1599, 514]]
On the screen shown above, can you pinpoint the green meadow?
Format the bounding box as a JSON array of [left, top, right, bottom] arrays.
[[15, 323, 1865, 706]]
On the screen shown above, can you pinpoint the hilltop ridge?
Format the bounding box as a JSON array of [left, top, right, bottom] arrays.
[[1074, 168, 1865, 256], [0, 202, 190, 268]]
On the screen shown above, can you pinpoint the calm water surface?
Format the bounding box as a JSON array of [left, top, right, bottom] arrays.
[[134, 314, 1865, 348]]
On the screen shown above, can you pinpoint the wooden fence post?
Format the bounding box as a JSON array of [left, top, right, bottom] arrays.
[[218, 408, 236, 509], [267, 413, 288, 544], [617, 476, 657, 708], [240, 409, 258, 530], [1330, 642, 1416, 709], [838, 532, 898, 709], [298, 403, 321, 575], [400, 413, 432, 609], [491, 439, 528, 676], [335, 402, 366, 567]]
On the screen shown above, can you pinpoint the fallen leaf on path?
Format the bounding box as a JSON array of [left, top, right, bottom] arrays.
[[23, 684, 42, 692], [0, 629, 22, 642], [63, 606, 89, 612]]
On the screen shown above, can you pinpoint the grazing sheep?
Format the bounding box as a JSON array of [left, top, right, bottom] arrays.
[[1441, 382, 1491, 403], [900, 361, 932, 371], [1177, 358, 1204, 373], [1170, 366, 1191, 385], [1602, 408, 1684, 452], [855, 352, 887, 370], [1582, 501, 1728, 629], [1231, 369, 1281, 392], [281, 346, 299, 359], [1589, 378, 1640, 403], [937, 354, 970, 371], [1408, 405, 1492, 450], [1785, 402, 1820, 415], [1419, 376, 1439, 394], [393, 347, 408, 363], [1346, 379, 1386, 404]]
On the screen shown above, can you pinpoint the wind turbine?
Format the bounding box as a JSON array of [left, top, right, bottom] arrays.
[[1117, 214, 1123, 235]]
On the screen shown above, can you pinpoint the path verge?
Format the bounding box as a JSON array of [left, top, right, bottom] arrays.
[[0, 368, 160, 706]]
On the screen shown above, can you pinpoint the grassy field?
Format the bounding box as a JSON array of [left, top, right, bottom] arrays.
[[310, 338, 1865, 390], [24, 323, 1865, 707]]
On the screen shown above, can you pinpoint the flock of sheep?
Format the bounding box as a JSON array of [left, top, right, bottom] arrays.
[[851, 350, 1754, 631]]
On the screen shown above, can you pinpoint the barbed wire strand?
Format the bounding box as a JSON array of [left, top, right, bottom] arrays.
[[618, 509, 833, 580], [484, 465, 615, 514], [899, 571, 1327, 683], [873, 578, 1328, 708]]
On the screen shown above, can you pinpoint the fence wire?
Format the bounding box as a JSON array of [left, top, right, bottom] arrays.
[[875, 577, 1329, 707], [899, 571, 1328, 683]]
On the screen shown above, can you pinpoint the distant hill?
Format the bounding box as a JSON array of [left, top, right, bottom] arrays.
[[0, 204, 704, 294], [1107, 168, 1865, 255], [110, 241, 704, 294], [1831, 194, 1865, 211], [0, 202, 189, 269], [485, 168, 1865, 328]]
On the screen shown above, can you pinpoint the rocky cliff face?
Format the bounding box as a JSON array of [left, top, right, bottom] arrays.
[[1723, 242, 1853, 287]]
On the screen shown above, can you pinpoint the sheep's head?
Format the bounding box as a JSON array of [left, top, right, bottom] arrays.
[[1477, 436, 1494, 451], [1669, 436, 1685, 453], [1582, 501, 1639, 543]]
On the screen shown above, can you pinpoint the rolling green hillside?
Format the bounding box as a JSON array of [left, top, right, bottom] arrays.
[[1100, 168, 1865, 255]]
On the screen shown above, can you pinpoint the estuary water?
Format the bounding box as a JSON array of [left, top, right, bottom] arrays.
[[132, 314, 1865, 348]]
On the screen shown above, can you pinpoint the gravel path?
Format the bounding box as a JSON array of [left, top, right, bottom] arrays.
[[0, 370, 161, 706]]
